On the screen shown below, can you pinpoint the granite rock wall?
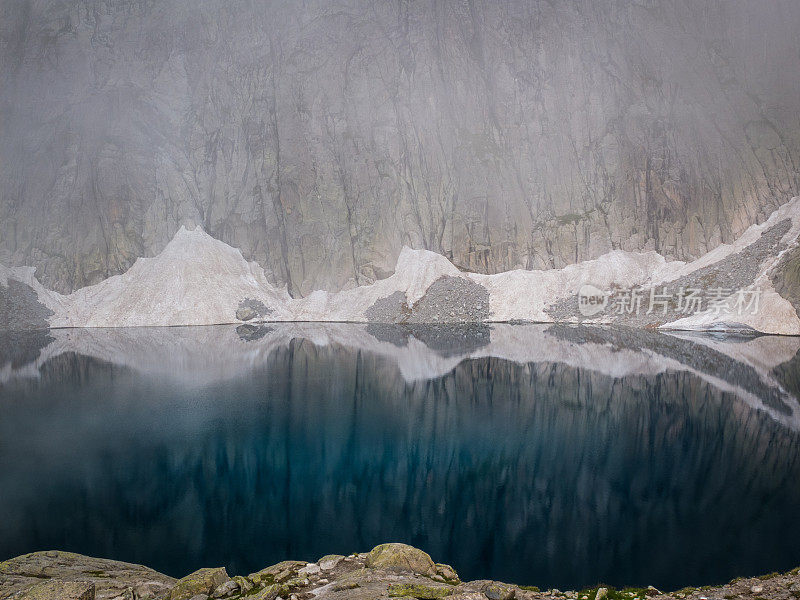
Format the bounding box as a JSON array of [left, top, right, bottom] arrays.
[[2, 0, 799, 296]]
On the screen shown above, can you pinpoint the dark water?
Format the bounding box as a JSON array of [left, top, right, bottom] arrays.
[[2, 324, 800, 591]]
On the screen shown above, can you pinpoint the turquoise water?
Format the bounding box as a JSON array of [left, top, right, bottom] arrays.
[[1, 324, 800, 590]]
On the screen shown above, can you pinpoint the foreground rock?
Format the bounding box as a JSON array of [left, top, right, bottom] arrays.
[[1, 545, 799, 600], [0, 551, 174, 599]]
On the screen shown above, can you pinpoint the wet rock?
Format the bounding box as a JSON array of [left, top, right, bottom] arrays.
[[364, 543, 437, 576], [596, 588, 609, 600], [168, 567, 230, 600]]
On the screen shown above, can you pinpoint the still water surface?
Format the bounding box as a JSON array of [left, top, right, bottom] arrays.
[[1, 324, 800, 590]]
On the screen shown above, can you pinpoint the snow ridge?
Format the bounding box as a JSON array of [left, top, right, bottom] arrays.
[[2, 198, 800, 333]]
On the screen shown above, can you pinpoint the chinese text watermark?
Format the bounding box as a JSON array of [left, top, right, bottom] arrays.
[[578, 285, 762, 317]]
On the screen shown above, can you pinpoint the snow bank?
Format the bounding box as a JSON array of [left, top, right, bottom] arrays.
[[661, 197, 800, 334], [468, 250, 682, 322], [291, 247, 461, 321], [2, 198, 800, 333], [52, 226, 292, 327]]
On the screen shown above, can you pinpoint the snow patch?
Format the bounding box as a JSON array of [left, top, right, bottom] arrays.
[[2, 198, 800, 333], [52, 226, 291, 327]]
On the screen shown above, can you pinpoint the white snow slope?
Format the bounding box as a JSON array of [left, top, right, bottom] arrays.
[[2, 197, 800, 333], [1, 226, 293, 327]]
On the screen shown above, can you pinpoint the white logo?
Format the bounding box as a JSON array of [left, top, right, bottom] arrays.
[[578, 284, 608, 316]]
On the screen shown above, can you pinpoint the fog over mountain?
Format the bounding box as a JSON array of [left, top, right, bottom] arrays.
[[1, 0, 799, 296]]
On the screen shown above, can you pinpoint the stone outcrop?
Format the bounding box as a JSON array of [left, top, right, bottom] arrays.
[[1, 546, 798, 600], [1, 0, 799, 296], [0, 551, 174, 599], [167, 568, 230, 600], [365, 544, 438, 577]]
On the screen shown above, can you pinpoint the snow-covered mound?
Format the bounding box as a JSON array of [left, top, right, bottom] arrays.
[[291, 247, 462, 321], [2, 198, 800, 333], [61, 226, 293, 327], [2, 226, 292, 328]]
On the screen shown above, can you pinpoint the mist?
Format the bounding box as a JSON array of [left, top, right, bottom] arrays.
[[1, 0, 799, 296]]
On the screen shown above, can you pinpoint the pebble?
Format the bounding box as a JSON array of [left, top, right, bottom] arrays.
[[751, 586, 764, 594]]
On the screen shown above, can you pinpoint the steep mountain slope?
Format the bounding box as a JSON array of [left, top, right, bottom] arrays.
[[1, 0, 799, 296]]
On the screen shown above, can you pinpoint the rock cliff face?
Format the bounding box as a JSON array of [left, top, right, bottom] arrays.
[[1, 0, 799, 296]]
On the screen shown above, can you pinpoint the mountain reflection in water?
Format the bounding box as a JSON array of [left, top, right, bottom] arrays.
[[1, 324, 800, 591]]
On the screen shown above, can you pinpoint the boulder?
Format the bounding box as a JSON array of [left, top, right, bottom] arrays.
[[365, 543, 437, 577], [318, 555, 345, 571], [232, 575, 253, 593], [168, 567, 230, 600], [436, 563, 461, 584], [298, 563, 321, 577], [247, 561, 306, 586], [236, 306, 257, 321], [484, 583, 516, 600], [211, 578, 239, 598], [248, 583, 289, 600]]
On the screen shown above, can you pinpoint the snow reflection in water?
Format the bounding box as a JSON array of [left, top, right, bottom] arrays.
[[1, 324, 800, 590]]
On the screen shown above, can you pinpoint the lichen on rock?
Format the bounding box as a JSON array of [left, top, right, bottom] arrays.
[[364, 543, 437, 577], [167, 567, 230, 600]]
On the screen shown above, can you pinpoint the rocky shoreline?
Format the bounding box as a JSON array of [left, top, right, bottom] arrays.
[[1, 544, 798, 600]]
